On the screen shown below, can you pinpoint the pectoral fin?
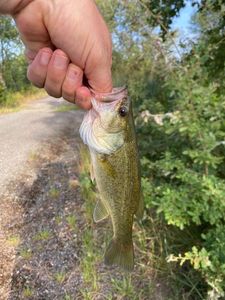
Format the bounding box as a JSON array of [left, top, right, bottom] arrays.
[[93, 200, 109, 223]]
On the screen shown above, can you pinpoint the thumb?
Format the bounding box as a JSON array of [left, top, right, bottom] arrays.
[[86, 58, 113, 94], [75, 62, 112, 108]]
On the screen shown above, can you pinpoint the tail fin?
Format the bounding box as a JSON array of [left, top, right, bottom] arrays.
[[104, 238, 134, 271]]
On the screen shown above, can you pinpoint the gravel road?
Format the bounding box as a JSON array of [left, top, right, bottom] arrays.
[[0, 97, 83, 193]]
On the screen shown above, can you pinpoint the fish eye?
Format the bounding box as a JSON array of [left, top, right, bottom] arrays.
[[119, 106, 128, 117]]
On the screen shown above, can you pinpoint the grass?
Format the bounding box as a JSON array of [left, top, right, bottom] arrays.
[[49, 187, 60, 199], [80, 230, 101, 299], [6, 235, 21, 247], [111, 275, 137, 299], [28, 150, 40, 161], [33, 230, 51, 241], [19, 248, 33, 260], [66, 214, 77, 231], [55, 104, 78, 112], [22, 286, 33, 298], [54, 271, 67, 284], [64, 294, 73, 300], [0, 87, 46, 114], [55, 215, 62, 225], [79, 146, 101, 297]]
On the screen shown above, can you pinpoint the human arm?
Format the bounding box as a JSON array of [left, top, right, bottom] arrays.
[[0, 0, 112, 109]]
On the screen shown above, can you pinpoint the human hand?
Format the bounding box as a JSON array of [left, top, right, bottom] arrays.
[[2, 0, 112, 109]]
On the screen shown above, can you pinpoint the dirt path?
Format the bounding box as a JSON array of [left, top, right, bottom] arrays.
[[0, 98, 86, 299], [0, 97, 83, 192]]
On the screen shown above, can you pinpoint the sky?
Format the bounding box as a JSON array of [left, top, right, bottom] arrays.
[[172, 1, 198, 38]]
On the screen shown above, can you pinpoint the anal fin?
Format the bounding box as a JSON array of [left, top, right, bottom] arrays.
[[93, 200, 109, 223]]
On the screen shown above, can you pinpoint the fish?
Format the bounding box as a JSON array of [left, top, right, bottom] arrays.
[[79, 87, 143, 271]]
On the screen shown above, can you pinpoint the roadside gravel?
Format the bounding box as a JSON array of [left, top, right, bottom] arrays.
[[0, 96, 83, 193]]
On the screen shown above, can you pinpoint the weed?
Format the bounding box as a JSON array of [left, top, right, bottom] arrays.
[[33, 230, 51, 241], [55, 215, 62, 225], [66, 214, 77, 231], [6, 235, 20, 247], [78, 147, 102, 296], [22, 286, 33, 298], [54, 271, 66, 284], [80, 230, 99, 289], [55, 104, 78, 112], [111, 275, 137, 299], [49, 187, 60, 199], [64, 294, 73, 300], [20, 248, 32, 260], [29, 151, 40, 161]]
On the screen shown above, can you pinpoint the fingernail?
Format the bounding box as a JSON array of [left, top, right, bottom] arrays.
[[53, 54, 68, 69], [40, 51, 51, 66]]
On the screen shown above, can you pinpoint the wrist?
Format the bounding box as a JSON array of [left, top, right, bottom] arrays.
[[0, 0, 34, 15]]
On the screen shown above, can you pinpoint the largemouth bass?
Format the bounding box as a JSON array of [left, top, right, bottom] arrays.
[[79, 87, 143, 271]]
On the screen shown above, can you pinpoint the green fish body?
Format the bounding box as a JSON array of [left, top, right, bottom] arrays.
[[80, 87, 143, 271]]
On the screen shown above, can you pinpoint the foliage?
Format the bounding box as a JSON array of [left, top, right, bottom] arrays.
[[139, 63, 225, 296], [192, 0, 225, 91], [2, 54, 30, 92], [98, 0, 225, 298], [0, 16, 30, 104], [137, 22, 225, 300], [139, 0, 186, 37]]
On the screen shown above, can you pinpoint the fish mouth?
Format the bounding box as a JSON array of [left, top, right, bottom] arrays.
[[90, 86, 127, 103], [79, 87, 128, 155], [90, 87, 129, 134], [90, 99, 124, 134]]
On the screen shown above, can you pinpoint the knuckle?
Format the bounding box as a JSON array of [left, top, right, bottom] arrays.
[[46, 75, 63, 86], [27, 70, 44, 88], [62, 81, 75, 95], [44, 85, 61, 98], [62, 89, 75, 102]]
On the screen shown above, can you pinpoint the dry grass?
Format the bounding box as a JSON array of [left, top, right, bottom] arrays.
[[0, 87, 46, 114]]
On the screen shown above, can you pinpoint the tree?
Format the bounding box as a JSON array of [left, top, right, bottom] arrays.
[[0, 16, 30, 95]]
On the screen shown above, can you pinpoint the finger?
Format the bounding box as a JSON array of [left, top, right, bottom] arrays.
[[85, 44, 113, 94], [87, 64, 113, 94], [76, 86, 92, 110], [27, 48, 53, 88], [44, 49, 70, 98], [62, 64, 83, 103]]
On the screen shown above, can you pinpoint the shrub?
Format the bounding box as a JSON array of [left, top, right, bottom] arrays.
[[138, 61, 225, 298]]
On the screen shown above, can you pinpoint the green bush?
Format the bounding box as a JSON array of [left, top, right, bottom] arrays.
[[138, 60, 225, 298]]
